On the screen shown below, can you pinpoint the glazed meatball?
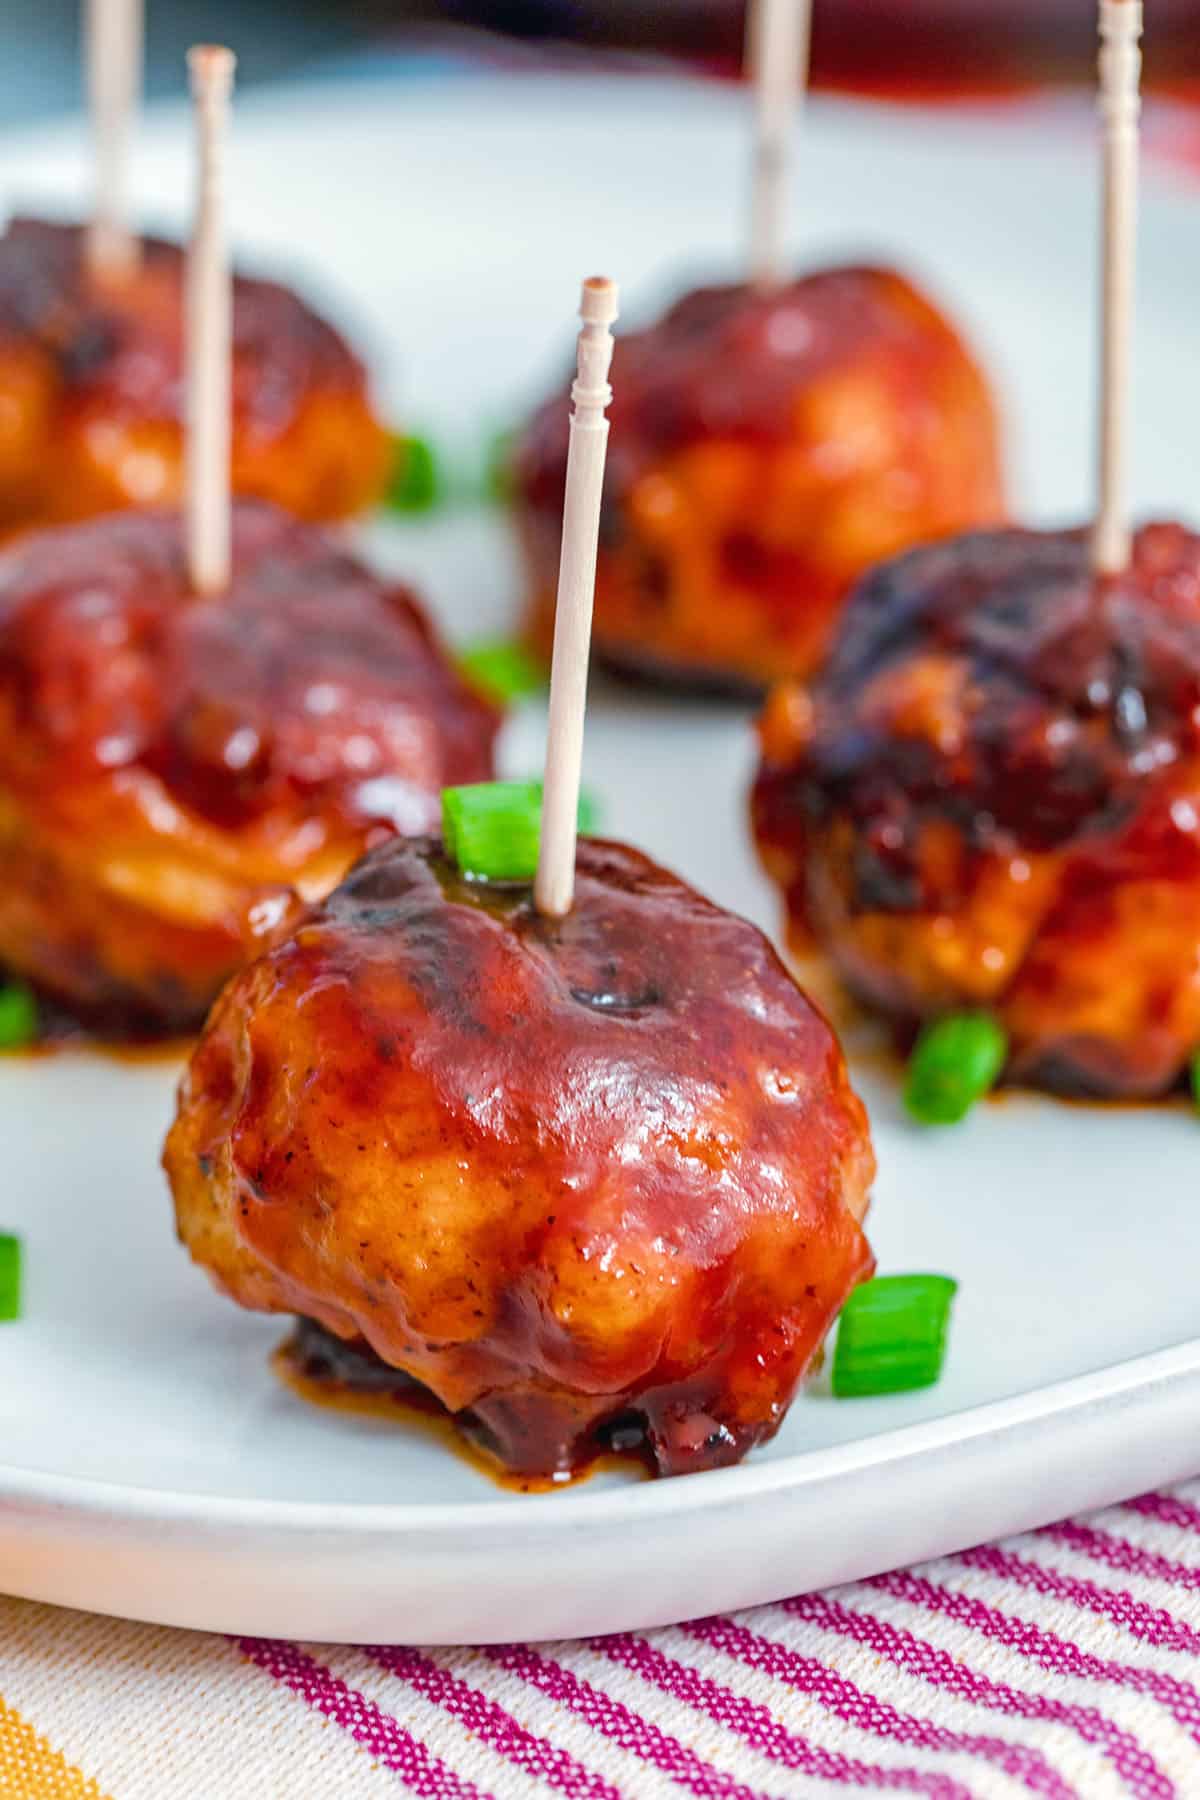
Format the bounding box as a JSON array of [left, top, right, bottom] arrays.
[[0, 503, 498, 1033], [0, 218, 388, 533], [513, 266, 1004, 691], [753, 522, 1200, 1098], [164, 836, 875, 1479]]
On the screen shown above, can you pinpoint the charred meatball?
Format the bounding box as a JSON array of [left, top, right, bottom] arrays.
[[753, 522, 1200, 1098], [164, 836, 875, 1480], [513, 266, 1004, 691], [0, 502, 498, 1033], [0, 218, 388, 533]]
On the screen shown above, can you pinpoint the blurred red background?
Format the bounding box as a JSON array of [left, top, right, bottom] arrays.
[[389, 1, 1200, 90]]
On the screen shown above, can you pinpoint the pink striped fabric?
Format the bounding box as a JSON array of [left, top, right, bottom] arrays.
[[479, 1641, 777, 1800], [675, 1615, 1073, 1798], [1040, 1520, 1200, 1591], [866, 1567, 1200, 1744], [955, 1545, 1200, 1654], [591, 1631, 976, 1796], [206, 1480, 1200, 1800], [237, 1637, 490, 1799], [365, 1645, 623, 1800], [796, 1584, 1180, 1797], [1124, 1491, 1200, 1535]]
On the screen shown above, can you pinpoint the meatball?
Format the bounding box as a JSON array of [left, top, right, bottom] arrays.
[[0, 502, 498, 1033], [753, 522, 1200, 1098], [513, 266, 1004, 691], [0, 218, 388, 534], [164, 836, 875, 1480]]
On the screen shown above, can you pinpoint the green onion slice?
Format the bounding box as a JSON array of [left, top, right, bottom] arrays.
[[443, 781, 542, 881], [831, 1274, 957, 1398], [904, 1012, 1008, 1125], [385, 433, 441, 514], [458, 639, 548, 706], [442, 780, 601, 882], [1190, 1050, 1200, 1113], [0, 982, 37, 1050], [0, 1233, 22, 1322]]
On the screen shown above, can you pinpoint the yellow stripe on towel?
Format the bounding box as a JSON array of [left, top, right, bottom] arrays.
[[0, 1694, 112, 1800]]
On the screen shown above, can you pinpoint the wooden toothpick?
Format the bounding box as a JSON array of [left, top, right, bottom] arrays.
[[185, 45, 236, 597], [1092, 0, 1143, 576], [534, 277, 619, 922], [747, 0, 812, 292], [85, 0, 143, 279]]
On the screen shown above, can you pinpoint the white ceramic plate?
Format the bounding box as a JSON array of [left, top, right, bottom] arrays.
[[1, 70, 1198, 1645]]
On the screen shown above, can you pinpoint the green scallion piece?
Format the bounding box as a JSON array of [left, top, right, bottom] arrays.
[[1190, 1050, 1200, 1113], [904, 1012, 1008, 1125], [442, 780, 601, 882], [443, 781, 542, 881], [831, 1274, 957, 1398], [459, 639, 548, 706], [518, 779, 600, 837], [0, 982, 37, 1050], [385, 432, 441, 514], [0, 1233, 22, 1322]]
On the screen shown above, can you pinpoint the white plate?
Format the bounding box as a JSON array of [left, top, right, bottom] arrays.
[[1, 71, 1198, 1645]]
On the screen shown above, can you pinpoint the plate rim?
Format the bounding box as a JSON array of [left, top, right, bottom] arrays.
[[5, 1335, 1198, 1536]]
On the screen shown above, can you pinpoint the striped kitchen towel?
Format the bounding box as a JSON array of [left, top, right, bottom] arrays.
[[3, 1483, 1200, 1798]]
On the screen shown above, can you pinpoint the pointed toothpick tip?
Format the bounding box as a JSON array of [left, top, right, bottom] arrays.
[[580, 276, 619, 324], [187, 44, 236, 91]]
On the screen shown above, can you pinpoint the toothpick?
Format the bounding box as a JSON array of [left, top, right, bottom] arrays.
[[747, 0, 812, 292], [185, 46, 236, 597], [1092, 0, 1143, 576], [85, 0, 143, 279], [534, 277, 619, 922]]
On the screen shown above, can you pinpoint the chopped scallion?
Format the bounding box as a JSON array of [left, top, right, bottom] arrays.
[[385, 432, 441, 514], [831, 1274, 957, 1398], [442, 780, 601, 882], [443, 781, 542, 881], [459, 639, 548, 705], [904, 1012, 1008, 1125], [1190, 1050, 1200, 1112], [0, 982, 37, 1050], [0, 1233, 22, 1322]]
